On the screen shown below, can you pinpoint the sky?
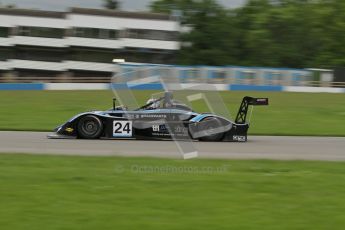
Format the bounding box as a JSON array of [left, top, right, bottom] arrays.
[[0, 0, 245, 11]]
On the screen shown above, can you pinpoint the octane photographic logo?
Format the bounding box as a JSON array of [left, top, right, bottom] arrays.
[[111, 65, 232, 159], [114, 164, 230, 175]]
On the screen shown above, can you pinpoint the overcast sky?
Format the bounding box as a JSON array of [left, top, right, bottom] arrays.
[[0, 0, 245, 11]]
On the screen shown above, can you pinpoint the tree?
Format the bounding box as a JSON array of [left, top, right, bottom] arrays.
[[179, 1, 240, 65], [150, 0, 195, 23], [151, 0, 240, 65], [6, 4, 16, 8], [103, 0, 119, 10], [151, 0, 345, 68], [0, 2, 16, 8]]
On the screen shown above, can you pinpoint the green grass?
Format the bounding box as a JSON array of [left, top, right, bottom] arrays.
[[0, 90, 344, 136], [1, 154, 345, 230]]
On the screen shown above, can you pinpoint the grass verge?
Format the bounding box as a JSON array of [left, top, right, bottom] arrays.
[[0, 154, 345, 230], [0, 90, 344, 136]]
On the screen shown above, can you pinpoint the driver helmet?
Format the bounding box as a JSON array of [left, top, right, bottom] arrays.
[[146, 98, 160, 109]]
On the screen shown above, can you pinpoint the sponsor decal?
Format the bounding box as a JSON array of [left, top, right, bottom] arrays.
[[174, 126, 187, 133], [124, 114, 135, 119], [140, 114, 167, 119], [233, 135, 246, 142], [152, 125, 160, 132], [65, 127, 74, 133], [152, 124, 168, 132]]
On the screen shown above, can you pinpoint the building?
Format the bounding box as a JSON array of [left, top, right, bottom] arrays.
[[0, 7, 180, 83]]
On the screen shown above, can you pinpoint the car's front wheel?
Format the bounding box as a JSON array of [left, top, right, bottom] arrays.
[[77, 115, 103, 139]]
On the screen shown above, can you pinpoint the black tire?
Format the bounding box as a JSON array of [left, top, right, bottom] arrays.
[[77, 115, 103, 139], [198, 117, 224, 142]]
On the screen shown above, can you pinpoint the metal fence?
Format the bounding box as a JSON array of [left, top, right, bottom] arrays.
[[115, 64, 344, 87], [1, 63, 344, 87]]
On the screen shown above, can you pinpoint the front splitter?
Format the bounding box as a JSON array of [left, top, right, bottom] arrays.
[[47, 133, 77, 139]]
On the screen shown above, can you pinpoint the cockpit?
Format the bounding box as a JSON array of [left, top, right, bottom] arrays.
[[138, 91, 193, 111], [111, 91, 193, 112]]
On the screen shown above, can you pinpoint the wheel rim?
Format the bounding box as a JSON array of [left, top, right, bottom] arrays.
[[81, 119, 98, 136]]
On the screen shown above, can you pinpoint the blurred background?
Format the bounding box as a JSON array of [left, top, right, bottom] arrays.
[[0, 0, 344, 87]]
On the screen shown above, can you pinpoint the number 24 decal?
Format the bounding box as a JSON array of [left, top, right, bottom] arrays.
[[113, 121, 132, 137]]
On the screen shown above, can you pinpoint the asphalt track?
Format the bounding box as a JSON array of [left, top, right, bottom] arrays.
[[0, 131, 344, 161]]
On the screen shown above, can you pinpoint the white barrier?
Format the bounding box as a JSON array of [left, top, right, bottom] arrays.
[[45, 83, 109, 90], [284, 86, 345, 93]]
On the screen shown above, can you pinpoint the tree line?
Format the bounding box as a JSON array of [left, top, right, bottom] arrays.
[[150, 0, 345, 68]]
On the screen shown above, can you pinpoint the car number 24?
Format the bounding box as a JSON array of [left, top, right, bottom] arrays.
[[113, 121, 132, 137]]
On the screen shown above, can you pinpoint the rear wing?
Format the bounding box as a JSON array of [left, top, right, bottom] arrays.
[[235, 96, 268, 124], [248, 97, 269, 106]]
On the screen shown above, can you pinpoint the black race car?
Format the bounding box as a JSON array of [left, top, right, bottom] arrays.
[[48, 92, 268, 142]]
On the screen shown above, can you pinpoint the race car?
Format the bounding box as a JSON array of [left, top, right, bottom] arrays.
[[48, 92, 268, 142]]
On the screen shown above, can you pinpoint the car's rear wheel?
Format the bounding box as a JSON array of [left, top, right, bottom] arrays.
[[77, 115, 103, 139], [199, 117, 224, 142]]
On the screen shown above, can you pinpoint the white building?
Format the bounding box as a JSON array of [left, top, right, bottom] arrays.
[[0, 7, 180, 82]]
